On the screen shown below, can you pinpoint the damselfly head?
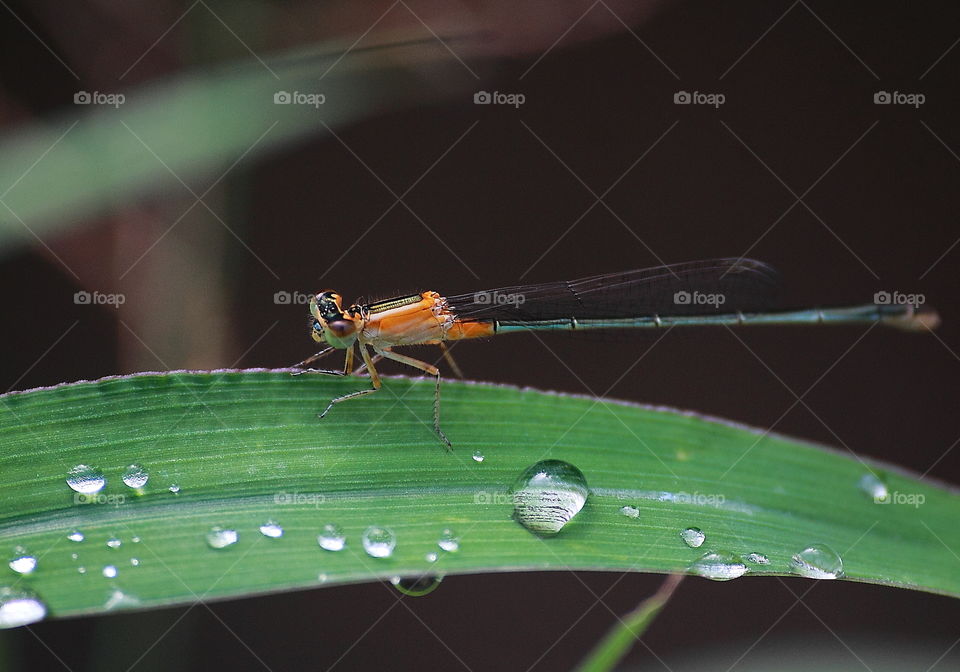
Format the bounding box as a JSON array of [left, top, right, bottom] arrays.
[[309, 291, 360, 348]]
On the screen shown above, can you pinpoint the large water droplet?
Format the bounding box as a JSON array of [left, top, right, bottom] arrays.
[[8, 549, 37, 575], [66, 464, 105, 494], [67, 530, 84, 543], [259, 521, 284, 538], [317, 524, 346, 551], [390, 574, 443, 597], [744, 552, 770, 565], [0, 588, 46, 628], [106, 537, 121, 549], [619, 505, 640, 519], [472, 450, 485, 463], [858, 473, 889, 502], [122, 464, 149, 489], [206, 527, 239, 550], [680, 527, 706, 548], [361, 526, 396, 558], [511, 460, 589, 535], [437, 529, 459, 552], [690, 551, 748, 581], [791, 544, 843, 579], [102, 565, 118, 578]]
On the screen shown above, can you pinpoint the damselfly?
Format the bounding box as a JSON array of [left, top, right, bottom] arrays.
[[295, 258, 938, 449]]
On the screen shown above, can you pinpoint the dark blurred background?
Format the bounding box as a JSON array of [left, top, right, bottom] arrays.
[[1, 0, 958, 669]]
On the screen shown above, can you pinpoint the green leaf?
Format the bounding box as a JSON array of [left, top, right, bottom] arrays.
[[0, 371, 957, 625]]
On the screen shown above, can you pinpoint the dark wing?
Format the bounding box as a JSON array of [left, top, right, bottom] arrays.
[[444, 258, 782, 321]]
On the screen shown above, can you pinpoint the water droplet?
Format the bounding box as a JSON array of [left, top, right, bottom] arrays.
[[744, 552, 770, 565], [619, 505, 640, 519], [104, 589, 140, 610], [425, 552, 438, 563], [511, 460, 589, 535], [690, 551, 748, 581], [66, 464, 105, 494], [206, 527, 239, 550], [67, 530, 84, 543], [259, 521, 284, 538], [317, 524, 346, 551], [361, 526, 396, 558], [791, 544, 843, 579], [8, 549, 37, 575], [858, 473, 889, 502], [102, 565, 118, 578], [77, 566, 86, 574], [130, 558, 140, 567], [437, 528, 459, 552], [472, 450, 485, 463], [168, 484, 181, 494], [680, 527, 706, 548], [70, 553, 78, 561], [390, 574, 443, 597], [0, 588, 46, 628], [317, 573, 328, 583], [106, 537, 122, 549], [122, 464, 149, 489], [131, 536, 141, 543]]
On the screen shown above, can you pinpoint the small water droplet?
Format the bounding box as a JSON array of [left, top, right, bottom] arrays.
[[130, 558, 140, 567], [317, 524, 346, 551], [680, 527, 706, 548], [70, 553, 78, 561], [390, 574, 442, 597], [168, 484, 181, 494], [77, 566, 86, 574], [791, 544, 843, 579], [437, 529, 459, 552], [744, 552, 770, 565], [259, 521, 284, 538], [106, 537, 121, 549], [472, 450, 485, 463], [690, 551, 748, 581], [317, 573, 328, 583], [511, 460, 589, 535], [206, 527, 239, 550], [361, 526, 396, 558], [102, 565, 118, 578], [425, 552, 438, 563], [131, 536, 141, 543], [858, 473, 889, 502], [121, 464, 149, 489], [66, 464, 105, 494], [67, 530, 84, 543], [8, 549, 37, 575], [104, 588, 140, 610], [0, 588, 46, 628], [619, 505, 640, 519]]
